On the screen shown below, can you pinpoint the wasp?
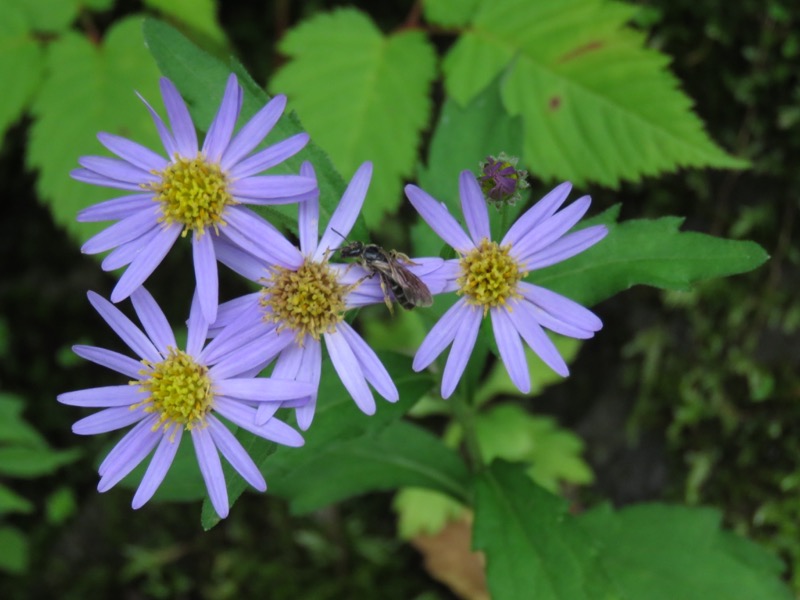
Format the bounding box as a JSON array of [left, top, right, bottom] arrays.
[[337, 241, 433, 314]]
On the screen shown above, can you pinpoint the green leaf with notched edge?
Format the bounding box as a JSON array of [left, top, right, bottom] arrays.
[[143, 0, 227, 45], [143, 18, 368, 242], [474, 461, 620, 600], [443, 0, 747, 188], [200, 351, 435, 529], [577, 503, 793, 600], [422, 0, 481, 27], [28, 17, 162, 245], [270, 8, 437, 228], [534, 206, 770, 307], [0, 3, 43, 138]]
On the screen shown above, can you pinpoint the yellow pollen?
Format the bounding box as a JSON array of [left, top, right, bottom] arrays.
[[457, 239, 526, 314], [260, 258, 353, 342], [145, 154, 234, 237], [131, 347, 213, 435]]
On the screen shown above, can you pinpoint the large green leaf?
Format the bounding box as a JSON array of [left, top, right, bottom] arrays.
[[473, 461, 619, 600], [27, 17, 162, 244], [0, 3, 44, 139], [270, 8, 437, 227], [443, 0, 747, 187], [422, 0, 481, 27], [534, 207, 770, 307], [0, 527, 28, 574], [577, 503, 793, 600], [143, 18, 367, 241], [143, 0, 227, 45]]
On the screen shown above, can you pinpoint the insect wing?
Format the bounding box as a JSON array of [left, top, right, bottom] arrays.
[[388, 261, 433, 308]]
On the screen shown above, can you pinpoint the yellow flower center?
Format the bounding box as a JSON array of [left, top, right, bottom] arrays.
[[132, 347, 213, 435], [145, 155, 234, 237], [260, 258, 353, 342], [457, 239, 526, 314]]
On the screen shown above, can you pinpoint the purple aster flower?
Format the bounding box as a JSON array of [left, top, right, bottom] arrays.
[[209, 161, 447, 430], [72, 73, 317, 323], [58, 287, 314, 519], [405, 171, 608, 399]]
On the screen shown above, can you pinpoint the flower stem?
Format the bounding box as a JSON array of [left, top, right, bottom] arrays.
[[450, 387, 484, 472]]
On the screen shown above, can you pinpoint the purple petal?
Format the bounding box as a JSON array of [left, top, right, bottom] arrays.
[[186, 289, 210, 358], [209, 332, 293, 380], [511, 196, 592, 261], [77, 193, 155, 223], [502, 182, 572, 246], [404, 184, 474, 253], [97, 132, 168, 172], [413, 297, 469, 371], [191, 427, 229, 519], [132, 429, 182, 509], [71, 168, 149, 191], [230, 175, 316, 200], [214, 397, 304, 446], [130, 287, 176, 354], [193, 234, 219, 324], [202, 74, 242, 162], [58, 385, 146, 408], [137, 90, 177, 158], [213, 237, 267, 283], [505, 299, 569, 376], [110, 224, 182, 304], [97, 423, 161, 493], [214, 378, 314, 402], [81, 206, 160, 255], [254, 402, 281, 426], [315, 162, 373, 260], [459, 170, 491, 243], [223, 206, 303, 268], [71, 345, 142, 378], [521, 225, 608, 270], [298, 161, 320, 255], [441, 305, 482, 399], [222, 94, 287, 170], [519, 282, 602, 333], [160, 78, 198, 158], [79, 156, 157, 185], [213, 292, 262, 331], [99, 415, 159, 476], [229, 133, 310, 179], [207, 416, 266, 491], [201, 307, 267, 364], [337, 322, 398, 402], [87, 291, 161, 362], [294, 337, 321, 431], [490, 308, 530, 393], [101, 227, 162, 272], [324, 329, 375, 415], [72, 405, 147, 435]]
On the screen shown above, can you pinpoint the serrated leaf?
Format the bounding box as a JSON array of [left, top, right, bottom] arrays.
[[142, 18, 368, 241], [0, 3, 44, 138], [270, 8, 437, 227], [422, 0, 481, 27], [394, 487, 467, 540], [443, 0, 747, 187], [143, 0, 227, 45], [0, 526, 28, 573], [535, 208, 770, 307], [28, 17, 162, 245], [474, 461, 620, 600], [577, 504, 793, 600], [200, 351, 436, 529]]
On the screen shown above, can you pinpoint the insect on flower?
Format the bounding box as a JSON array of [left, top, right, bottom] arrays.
[[337, 239, 433, 314]]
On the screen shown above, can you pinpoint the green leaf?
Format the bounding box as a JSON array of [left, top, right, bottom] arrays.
[[6, 0, 80, 33], [0, 2, 44, 138], [577, 504, 794, 600], [200, 351, 436, 529], [0, 446, 80, 478], [270, 419, 470, 514], [0, 484, 34, 516], [142, 18, 368, 241], [28, 16, 162, 245], [422, 0, 481, 27], [0, 394, 47, 447], [143, 0, 227, 45], [0, 526, 28, 574], [393, 486, 467, 539], [535, 208, 770, 307], [442, 0, 747, 187], [270, 8, 437, 227], [473, 461, 619, 600]]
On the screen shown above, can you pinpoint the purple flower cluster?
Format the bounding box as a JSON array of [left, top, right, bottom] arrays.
[[62, 73, 607, 518]]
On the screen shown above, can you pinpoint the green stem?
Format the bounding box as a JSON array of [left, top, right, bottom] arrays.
[[450, 387, 484, 473]]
